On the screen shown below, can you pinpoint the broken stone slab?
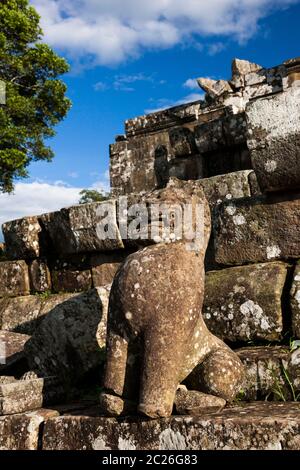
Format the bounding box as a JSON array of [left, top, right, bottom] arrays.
[[246, 87, 300, 193], [290, 262, 300, 338], [232, 58, 262, 77], [236, 346, 290, 401], [174, 388, 226, 415], [0, 408, 59, 450], [0, 331, 30, 372], [197, 78, 233, 98], [41, 200, 124, 255], [0, 260, 30, 298], [2, 216, 42, 260], [90, 251, 128, 286], [29, 258, 52, 293], [50, 255, 92, 293], [0, 375, 44, 415], [214, 194, 300, 265], [203, 262, 287, 342], [42, 403, 300, 450], [24, 287, 110, 385]]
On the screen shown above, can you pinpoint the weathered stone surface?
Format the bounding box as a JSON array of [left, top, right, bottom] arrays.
[[90, 252, 128, 286], [25, 287, 110, 384], [203, 262, 287, 342], [0, 409, 58, 450], [214, 194, 300, 265], [0, 292, 77, 335], [0, 376, 44, 415], [41, 200, 124, 255], [232, 58, 262, 78], [174, 388, 226, 415], [0, 331, 30, 371], [2, 216, 41, 260], [246, 87, 300, 192], [42, 403, 300, 450], [50, 256, 92, 293], [193, 170, 254, 207], [237, 347, 290, 400], [290, 262, 300, 338], [101, 180, 244, 419], [0, 260, 30, 298], [29, 259, 52, 293], [1, 295, 42, 335]]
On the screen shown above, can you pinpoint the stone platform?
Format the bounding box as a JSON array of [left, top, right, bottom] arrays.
[[1, 402, 300, 450]]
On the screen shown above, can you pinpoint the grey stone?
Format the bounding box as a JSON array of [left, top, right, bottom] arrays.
[[0, 261, 30, 298], [2, 216, 41, 260], [50, 256, 92, 293], [25, 287, 110, 384], [246, 88, 300, 192], [42, 403, 300, 450], [214, 194, 300, 265], [203, 262, 287, 342]]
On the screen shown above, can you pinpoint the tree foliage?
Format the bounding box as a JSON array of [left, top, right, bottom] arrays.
[[79, 189, 109, 204], [0, 0, 71, 192]]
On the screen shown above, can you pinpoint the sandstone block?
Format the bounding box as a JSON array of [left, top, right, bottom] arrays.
[[0, 260, 30, 298], [193, 170, 254, 207], [0, 331, 30, 371], [0, 376, 44, 415], [42, 403, 300, 450], [214, 195, 300, 265], [246, 88, 300, 192], [25, 287, 110, 384], [168, 127, 197, 157], [29, 258, 52, 293], [237, 346, 290, 400], [174, 388, 226, 415], [0, 409, 58, 450], [41, 200, 124, 255], [1, 295, 42, 335], [50, 256, 92, 293], [90, 252, 128, 286], [2, 216, 41, 260], [203, 262, 287, 342], [290, 263, 300, 338]]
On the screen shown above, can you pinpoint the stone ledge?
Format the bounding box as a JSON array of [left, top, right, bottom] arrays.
[[42, 402, 300, 450]]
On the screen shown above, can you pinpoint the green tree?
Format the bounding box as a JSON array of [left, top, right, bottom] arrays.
[[0, 0, 71, 192], [79, 189, 109, 204]]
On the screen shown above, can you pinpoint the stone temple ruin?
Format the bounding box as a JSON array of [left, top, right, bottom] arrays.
[[0, 56, 300, 450]]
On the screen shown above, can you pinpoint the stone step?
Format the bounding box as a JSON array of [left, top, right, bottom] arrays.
[[40, 402, 300, 450]]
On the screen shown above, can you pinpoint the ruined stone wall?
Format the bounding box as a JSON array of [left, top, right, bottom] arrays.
[[1, 56, 300, 449]]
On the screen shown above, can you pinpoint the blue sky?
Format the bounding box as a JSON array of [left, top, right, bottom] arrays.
[[0, 0, 300, 234]]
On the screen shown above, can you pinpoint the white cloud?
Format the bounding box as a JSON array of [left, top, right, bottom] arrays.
[[94, 73, 158, 92], [207, 42, 226, 55], [145, 92, 203, 114], [183, 78, 199, 90], [31, 0, 299, 66], [94, 81, 108, 91], [0, 179, 110, 240]]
